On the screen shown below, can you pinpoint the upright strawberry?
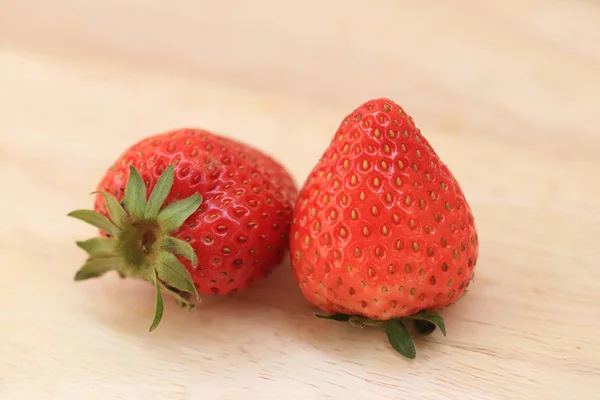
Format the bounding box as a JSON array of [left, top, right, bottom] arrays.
[[69, 128, 297, 330], [289, 98, 479, 358]]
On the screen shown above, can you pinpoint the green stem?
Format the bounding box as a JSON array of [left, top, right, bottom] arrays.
[[314, 310, 447, 359], [68, 164, 203, 331]]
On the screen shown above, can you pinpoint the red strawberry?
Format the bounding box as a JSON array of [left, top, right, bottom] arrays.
[[289, 98, 479, 358], [69, 128, 297, 330]]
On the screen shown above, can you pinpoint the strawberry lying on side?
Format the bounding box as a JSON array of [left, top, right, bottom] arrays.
[[289, 98, 479, 358], [69, 128, 297, 330]]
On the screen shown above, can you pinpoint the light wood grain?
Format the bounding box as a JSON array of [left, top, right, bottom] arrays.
[[1, 1, 599, 399]]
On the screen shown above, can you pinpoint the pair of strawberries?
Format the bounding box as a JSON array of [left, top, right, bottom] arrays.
[[69, 98, 478, 359]]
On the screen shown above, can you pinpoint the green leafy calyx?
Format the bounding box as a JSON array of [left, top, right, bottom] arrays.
[[68, 164, 202, 331], [314, 310, 447, 359]]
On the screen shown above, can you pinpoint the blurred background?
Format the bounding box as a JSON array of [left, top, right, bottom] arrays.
[[0, 0, 600, 201], [1, 0, 598, 261], [1, 1, 599, 399], [2, 1, 598, 182]]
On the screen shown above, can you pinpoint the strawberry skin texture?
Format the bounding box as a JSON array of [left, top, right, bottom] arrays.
[[290, 98, 478, 320], [94, 128, 297, 295]]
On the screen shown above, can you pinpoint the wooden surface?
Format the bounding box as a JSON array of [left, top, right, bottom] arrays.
[[1, 1, 599, 399]]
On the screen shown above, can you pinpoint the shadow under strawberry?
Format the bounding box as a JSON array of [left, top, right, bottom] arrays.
[[75, 254, 307, 337]]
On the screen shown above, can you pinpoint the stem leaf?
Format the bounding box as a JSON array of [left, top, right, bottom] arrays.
[[68, 210, 119, 236], [413, 319, 436, 335], [94, 191, 128, 228], [123, 165, 147, 221], [76, 237, 119, 258], [162, 236, 198, 266], [349, 316, 384, 327], [149, 269, 164, 332], [74, 257, 124, 280], [158, 281, 196, 310], [314, 313, 351, 322], [145, 165, 175, 219], [157, 194, 202, 233], [156, 251, 199, 300], [385, 319, 416, 359], [406, 311, 446, 336]]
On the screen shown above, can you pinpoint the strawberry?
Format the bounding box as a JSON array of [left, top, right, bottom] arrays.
[[69, 128, 297, 330], [289, 98, 479, 358]]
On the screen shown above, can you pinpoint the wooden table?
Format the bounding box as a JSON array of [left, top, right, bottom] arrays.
[[2, 1, 599, 399]]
